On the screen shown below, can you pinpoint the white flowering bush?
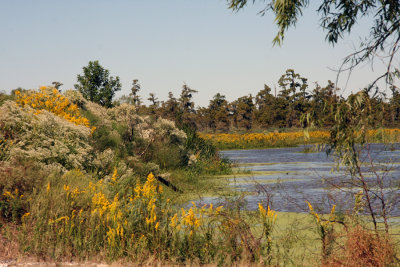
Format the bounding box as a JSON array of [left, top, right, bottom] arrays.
[[106, 104, 189, 168], [0, 101, 94, 171], [86, 101, 113, 128], [108, 103, 145, 141], [153, 118, 187, 146], [64, 89, 86, 108]]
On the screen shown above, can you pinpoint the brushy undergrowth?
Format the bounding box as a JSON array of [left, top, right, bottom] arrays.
[[16, 171, 276, 264], [323, 225, 396, 267]]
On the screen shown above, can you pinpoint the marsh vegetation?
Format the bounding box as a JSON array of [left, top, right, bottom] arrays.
[[1, 62, 400, 266]]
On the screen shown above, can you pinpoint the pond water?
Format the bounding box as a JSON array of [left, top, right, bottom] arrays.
[[201, 144, 400, 215]]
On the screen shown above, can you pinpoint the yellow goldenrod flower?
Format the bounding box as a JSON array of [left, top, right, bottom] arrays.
[[21, 212, 30, 221], [170, 213, 178, 228], [55, 216, 70, 224], [330, 205, 336, 215], [63, 184, 70, 192], [15, 87, 92, 129], [306, 201, 313, 212], [258, 203, 267, 217], [3, 191, 13, 199], [111, 167, 118, 182], [215, 206, 223, 214]]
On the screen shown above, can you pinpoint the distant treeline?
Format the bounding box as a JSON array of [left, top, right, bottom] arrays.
[[121, 69, 400, 132], [5, 65, 399, 133]]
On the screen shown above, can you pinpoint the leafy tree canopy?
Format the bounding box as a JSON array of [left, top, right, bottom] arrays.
[[228, 0, 399, 46], [179, 84, 198, 113], [74, 60, 122, 108], [227, 0, 400, 86]]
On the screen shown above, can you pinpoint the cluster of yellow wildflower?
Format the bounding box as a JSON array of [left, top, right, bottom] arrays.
[[169, 202, 223, 237], [15, 86, 95, 133], [180, 205, 202, 236], [306, 201, 338, 258], [3, 188, 24, 200], [130, 172, 162, 232], [306, 201, 336, 227], [92, 191, 111, 217], [258, 203, 277, 252], [111, 167, 118, 182], [258, 203, 277, 222], [367, 128, 400, 143], [48, 173, 126, 250], [199, 131, 329, 149], [200, 129, 400, 149], [28, 170, 233, 258], [106, 194, 124, 247]]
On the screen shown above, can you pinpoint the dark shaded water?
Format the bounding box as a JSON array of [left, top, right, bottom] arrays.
[[203, 144, 400, 215]]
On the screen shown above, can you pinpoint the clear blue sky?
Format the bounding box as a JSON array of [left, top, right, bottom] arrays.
[[0, 0, 390, 106]]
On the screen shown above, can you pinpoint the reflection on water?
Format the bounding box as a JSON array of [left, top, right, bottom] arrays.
[[204, 144, 400, 215]]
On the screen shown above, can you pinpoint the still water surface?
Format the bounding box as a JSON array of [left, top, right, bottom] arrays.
[[203, 144, 400, 215]]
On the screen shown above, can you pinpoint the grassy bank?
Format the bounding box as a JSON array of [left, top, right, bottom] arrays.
[[199, 129, 400, 150], [2, 183, 399, 266]]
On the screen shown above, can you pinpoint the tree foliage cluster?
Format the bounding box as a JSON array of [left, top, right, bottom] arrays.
[[228, 0, 400, 88], [73, 61, 400, 133], [125, 70, 400, 133]]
